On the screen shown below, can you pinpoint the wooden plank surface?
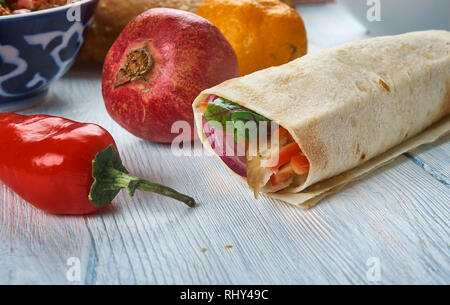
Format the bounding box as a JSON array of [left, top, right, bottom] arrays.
[[0, 2, 449, 285], [406, 135, 450, 186]]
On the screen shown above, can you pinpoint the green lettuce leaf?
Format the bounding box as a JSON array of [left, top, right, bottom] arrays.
[[0, 0, 7, 8], [204, 97, 271, 143]]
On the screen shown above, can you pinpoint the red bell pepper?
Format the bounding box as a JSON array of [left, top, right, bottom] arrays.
[[0, 113, 195, 215]]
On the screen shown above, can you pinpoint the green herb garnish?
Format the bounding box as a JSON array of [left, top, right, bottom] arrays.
[[204, 97, 271, 143]]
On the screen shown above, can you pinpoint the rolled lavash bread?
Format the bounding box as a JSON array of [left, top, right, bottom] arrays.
[[193, 30, 450, 208]]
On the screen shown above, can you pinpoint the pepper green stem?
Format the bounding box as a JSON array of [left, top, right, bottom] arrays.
[[89, 145, 195, 208]]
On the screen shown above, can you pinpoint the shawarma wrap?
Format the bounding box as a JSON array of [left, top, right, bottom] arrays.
[[193, 30, 450, 208]]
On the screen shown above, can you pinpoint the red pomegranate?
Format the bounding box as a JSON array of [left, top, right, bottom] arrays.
[[102, 8, 239, 143]]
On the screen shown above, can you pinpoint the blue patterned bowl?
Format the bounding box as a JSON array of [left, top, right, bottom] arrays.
[[0, 0, 98, 111]]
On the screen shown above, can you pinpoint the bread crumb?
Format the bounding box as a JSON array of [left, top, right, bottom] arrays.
[[200, 248, 207, 253], [225, 245, 233, 249]]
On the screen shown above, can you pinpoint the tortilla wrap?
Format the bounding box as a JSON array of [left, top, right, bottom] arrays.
[[193, 30, 450, 208]]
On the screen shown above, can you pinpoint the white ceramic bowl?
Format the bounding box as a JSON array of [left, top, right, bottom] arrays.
[[339, 0, 450, 36]]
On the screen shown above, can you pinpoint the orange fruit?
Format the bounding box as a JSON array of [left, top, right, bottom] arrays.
[[196, 0, 307, 76]]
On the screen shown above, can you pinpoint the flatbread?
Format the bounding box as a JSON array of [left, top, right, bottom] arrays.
[[193, 30, 450, 208], [269, 116, 449, 208]]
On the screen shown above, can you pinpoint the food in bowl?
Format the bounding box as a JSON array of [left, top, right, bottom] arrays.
[[0, 0, 98, 110], [0, 0, 80, 15]]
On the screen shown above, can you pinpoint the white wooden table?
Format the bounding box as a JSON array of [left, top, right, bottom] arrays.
[[1, 2, 449, 285]]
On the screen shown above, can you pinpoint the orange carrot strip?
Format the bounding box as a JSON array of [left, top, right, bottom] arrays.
[[272, 126, 294, 142], [272, 126, 288, 139], [199, 102, 209, 114], [270, 162, 294, 186], [264, 142, 302, 169], [291, 154, 309, 175]]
